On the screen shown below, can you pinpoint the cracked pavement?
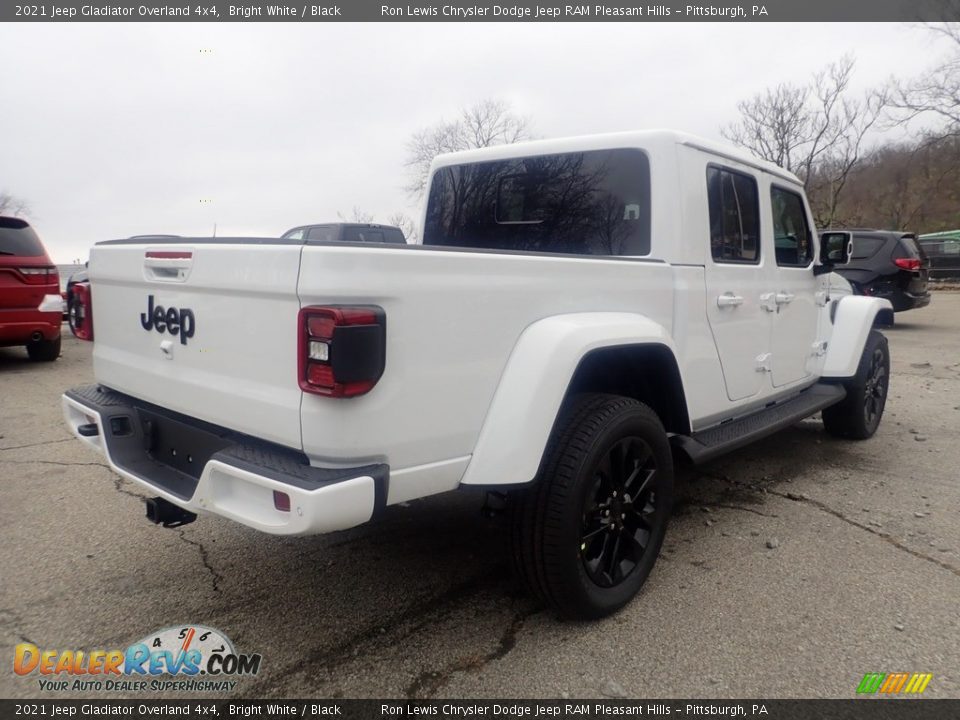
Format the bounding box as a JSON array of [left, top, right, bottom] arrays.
[[1, 294, 959, 699]]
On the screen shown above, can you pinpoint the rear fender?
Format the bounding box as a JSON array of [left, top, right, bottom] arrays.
[[822, 296, 893, 378], [459, 313, 680, 487]]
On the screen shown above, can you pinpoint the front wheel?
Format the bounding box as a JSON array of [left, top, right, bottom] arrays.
[[822, 330, 889, 439], [511, 394, 673, 620]]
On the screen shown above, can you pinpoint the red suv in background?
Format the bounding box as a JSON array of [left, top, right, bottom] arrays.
[[0, 216, 63, 361]]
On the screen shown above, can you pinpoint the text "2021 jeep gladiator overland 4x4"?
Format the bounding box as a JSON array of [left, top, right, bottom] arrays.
[[64, 131, 892, 619]]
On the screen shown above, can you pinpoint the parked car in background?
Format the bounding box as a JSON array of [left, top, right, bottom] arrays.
[[65, 264, 89, 338], [827, 229, 931, 312], [918, 230, 960, 280], [0, 216, 63, 361], [281, 223, 407, 244]]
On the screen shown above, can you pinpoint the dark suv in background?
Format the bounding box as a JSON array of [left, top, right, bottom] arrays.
[[828, 229, 931, 313], [281, 223, 406, 244], [0, 216, 62, 360]]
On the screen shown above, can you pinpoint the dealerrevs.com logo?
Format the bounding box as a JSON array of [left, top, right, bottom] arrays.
[[13, 625, 261, 693]]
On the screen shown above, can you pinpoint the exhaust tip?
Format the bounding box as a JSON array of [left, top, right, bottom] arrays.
[[30, 331, 43, 342]]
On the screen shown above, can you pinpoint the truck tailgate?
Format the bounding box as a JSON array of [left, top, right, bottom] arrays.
[[89, 242, 304, 450]]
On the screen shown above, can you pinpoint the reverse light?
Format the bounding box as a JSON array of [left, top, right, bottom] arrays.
[[894, 258, 921, 271], [308, 340, 330, 362], [298, 306, 385, 397]]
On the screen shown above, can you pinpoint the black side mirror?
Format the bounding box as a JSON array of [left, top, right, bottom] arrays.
[[815, 231, 852, 275]]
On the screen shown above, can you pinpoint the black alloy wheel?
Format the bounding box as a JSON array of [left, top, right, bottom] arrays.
[[579, 436, 659, 588], [863, 346, 888, 430], [823, 330, 889, 440], [511, 394, 673, 619]]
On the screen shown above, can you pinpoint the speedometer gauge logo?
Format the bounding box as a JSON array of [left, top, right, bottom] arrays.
[[124, 625, 260, 677]]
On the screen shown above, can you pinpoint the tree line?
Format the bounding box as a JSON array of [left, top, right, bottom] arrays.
[[722, 22, 960, 233]]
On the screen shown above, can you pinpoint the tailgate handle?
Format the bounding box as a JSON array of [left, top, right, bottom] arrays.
[[144, 250, 193, 282]]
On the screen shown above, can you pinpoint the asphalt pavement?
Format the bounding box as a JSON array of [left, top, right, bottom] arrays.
[[2, 294, 958, 700]]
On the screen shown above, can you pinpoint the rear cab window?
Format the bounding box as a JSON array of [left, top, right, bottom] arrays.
[[423, 148, 651, 256], [0, 217, 45, 257], [306, 226, 337, 243], [341, 227, 405, 244]]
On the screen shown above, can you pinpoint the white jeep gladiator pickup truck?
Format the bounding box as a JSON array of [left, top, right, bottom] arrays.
[[64, 130, 893, 619]]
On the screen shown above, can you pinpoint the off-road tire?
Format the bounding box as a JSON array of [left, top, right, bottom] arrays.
[[510, 394, 673, 620], [26, 335, 61, 362], [822, 330, 889, 440]]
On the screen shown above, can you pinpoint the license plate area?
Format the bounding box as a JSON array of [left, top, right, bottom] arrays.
[[139, 409, 231, 480]]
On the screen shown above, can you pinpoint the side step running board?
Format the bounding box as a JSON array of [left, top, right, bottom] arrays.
[[672, 383, 846, 465]]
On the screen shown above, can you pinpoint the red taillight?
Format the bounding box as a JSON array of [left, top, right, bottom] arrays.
[[72, 283, 94, 341], [894, 258, 921, 271], [298, 306, 385, 397], [18, 266, 58, 285]]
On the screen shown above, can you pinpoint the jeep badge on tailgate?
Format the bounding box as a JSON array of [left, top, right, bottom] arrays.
[[140, 295, 195, 345]]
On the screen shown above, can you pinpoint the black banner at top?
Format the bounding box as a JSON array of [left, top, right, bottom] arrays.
[[1, 700, 959, 720], [2, 0, 959, 22]]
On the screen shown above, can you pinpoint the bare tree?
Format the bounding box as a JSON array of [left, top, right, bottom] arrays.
[[404, 99, 533, 198], [337, 206, 376, 223], [0, 191, 30, 217], [387, 211, 418, 242], [890, 21, 960, 137], [829, 134, 960, 231], [722, 56, 886, 227]]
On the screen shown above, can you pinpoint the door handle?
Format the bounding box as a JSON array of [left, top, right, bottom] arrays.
[[716, 292, 744, 308], [775, 291, 795, 305]]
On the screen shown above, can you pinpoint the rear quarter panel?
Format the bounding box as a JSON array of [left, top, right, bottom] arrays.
[[296, 246, 686, 497]]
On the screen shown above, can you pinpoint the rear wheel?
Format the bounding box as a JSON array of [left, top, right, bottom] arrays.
[[822, 330, 889, 439], [67, 294, 81, 336], [26, 335, 61, 362], [511, 394, 673, 620]]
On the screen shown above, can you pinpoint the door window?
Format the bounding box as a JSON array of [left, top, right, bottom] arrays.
[[771, 187, 813, 267], [706, 166, 760, 264]]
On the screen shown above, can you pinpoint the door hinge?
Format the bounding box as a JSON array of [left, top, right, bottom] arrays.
[[759, 293, 777, 313], [755, 352, 772, 373], [811, 340, 828, 357], [815, 290, 830, 307]]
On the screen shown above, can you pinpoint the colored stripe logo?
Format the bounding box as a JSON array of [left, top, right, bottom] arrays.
[[857, 672, 932, 694]]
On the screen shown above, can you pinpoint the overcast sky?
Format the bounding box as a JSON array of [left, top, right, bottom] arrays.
[[0, 22, 948, 263]]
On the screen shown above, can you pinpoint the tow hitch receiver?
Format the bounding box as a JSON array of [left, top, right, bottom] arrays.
[[145, 497, 197, 528]]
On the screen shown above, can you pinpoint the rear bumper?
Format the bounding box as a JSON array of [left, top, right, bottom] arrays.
[[0, 307, 62, 344], [62, 384, 388, 536], [890, 289, 931, 312]]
